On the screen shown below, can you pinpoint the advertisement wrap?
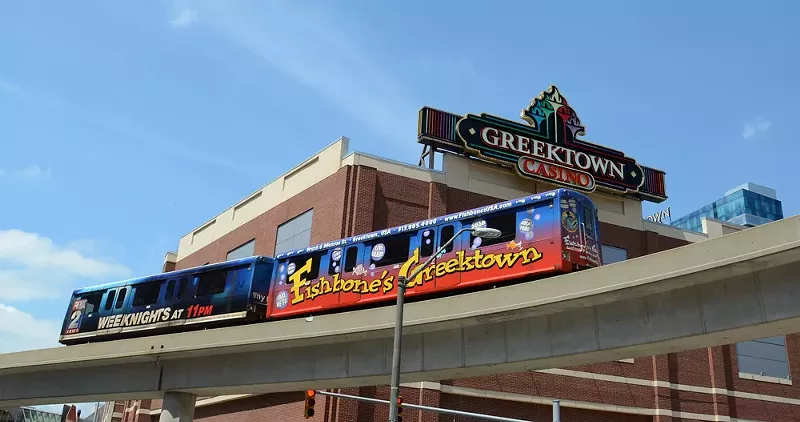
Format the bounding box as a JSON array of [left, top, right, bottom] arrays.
[[269, 196, 569, 318]]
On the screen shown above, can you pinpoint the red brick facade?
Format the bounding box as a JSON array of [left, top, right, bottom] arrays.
[[114, 163, 799, 421]]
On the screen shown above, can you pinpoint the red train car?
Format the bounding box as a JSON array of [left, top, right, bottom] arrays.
[[267, 188, 602, 320]]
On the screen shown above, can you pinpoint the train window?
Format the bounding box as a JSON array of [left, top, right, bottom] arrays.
[[583, 207, 595, 238], [115, 288, 127, 309], [440, 225, 455, 253], [284, 251, 324, 281], [471, 212, 517, 247], [177, 277, 189, 299], [133, 281, 161, 307], [420, 229, 436, 258], [104, 290, 116, 311], [344, 247, 359, 272], [196, 270, 228, 297], [165, 279, 176, 301], [80, 292, 103, 314], [370, 233, 412, 267]]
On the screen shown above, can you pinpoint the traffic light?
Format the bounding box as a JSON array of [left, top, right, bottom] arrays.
[[397, 395, 403, 422], [304, 389, 316, 418]]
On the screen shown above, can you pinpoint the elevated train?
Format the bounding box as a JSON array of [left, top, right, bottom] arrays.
[[59, 188, 603, 345]]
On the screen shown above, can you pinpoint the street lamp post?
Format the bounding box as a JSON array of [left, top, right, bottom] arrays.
[[388, 226, 502, 422]]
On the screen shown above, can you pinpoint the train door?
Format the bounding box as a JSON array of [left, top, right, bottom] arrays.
[[578, 201, 602, 267], [559, 193, 583, 267], [226, 264, 255, 315], [398, 226, 443, 297], [336, 243, 368, 306], [98, 285, 131, 336], [428, 221, 464, 291], [250, 260, 274, 310], [164, 277, 191, 329]]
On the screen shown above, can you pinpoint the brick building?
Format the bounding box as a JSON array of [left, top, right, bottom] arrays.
[[110, 87, 797, 421]]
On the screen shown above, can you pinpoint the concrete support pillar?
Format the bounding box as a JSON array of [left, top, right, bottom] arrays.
[[160, 392, 196, 422]]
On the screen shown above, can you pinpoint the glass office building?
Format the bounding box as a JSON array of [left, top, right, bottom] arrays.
[[671, 182, 783, 233], [0, 407, 62, 422], [0, 405, 108, 422]]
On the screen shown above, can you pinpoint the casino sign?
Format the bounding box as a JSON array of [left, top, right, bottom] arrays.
[[416, 85, 667, 203]]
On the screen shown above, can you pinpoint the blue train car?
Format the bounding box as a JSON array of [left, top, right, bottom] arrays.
[[58, 256, 275, 345], [266, 188, 603, 319]]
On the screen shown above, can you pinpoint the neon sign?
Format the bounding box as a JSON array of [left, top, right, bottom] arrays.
[[417, 85, 668, 203]]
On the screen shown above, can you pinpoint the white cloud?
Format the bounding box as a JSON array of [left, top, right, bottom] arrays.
[[170, 8, 198, 28], [0, 229, 131, 301], [0, 304, 60, 353], [742, 117, 772, 139], [0, 230, 122, 414], [0, 230, 130, 279], [0, 164, 52, 181]]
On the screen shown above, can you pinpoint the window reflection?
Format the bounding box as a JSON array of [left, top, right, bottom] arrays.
[[736, 336, 790, 379], [672, 188, 783, 233]]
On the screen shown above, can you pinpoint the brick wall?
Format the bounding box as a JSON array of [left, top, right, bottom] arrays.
[[162, 261, 176, 273], [192, 393, 305, 422], [439, 393, 650, 422], [175, 167, 683, 269], [176, 166, 352, 269], [133, 164, 800, 422]]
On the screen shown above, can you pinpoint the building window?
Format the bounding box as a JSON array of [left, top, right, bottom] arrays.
[[736, 336, 790, 379], [275, 209, 313, 255], [601, 245, 628, 264], [227, 239, 255, 261]]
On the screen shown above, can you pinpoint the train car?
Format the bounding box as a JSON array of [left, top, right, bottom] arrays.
[[58, 256, 274, 345], [58, 187, 601, 345], [267, 188, 602, 320]]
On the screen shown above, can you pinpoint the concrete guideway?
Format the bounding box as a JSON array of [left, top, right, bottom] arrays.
[[1, 216, 800, 408]]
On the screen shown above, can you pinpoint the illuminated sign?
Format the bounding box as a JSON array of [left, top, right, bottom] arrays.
[[417, 85, 668, 203]]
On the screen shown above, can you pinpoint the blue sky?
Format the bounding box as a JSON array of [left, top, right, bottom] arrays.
[[0, 0, 798, 412]]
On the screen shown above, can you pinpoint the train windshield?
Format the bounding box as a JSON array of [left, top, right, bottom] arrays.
[[583, 205, 596, 239], [76, 291, 103, 314]]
